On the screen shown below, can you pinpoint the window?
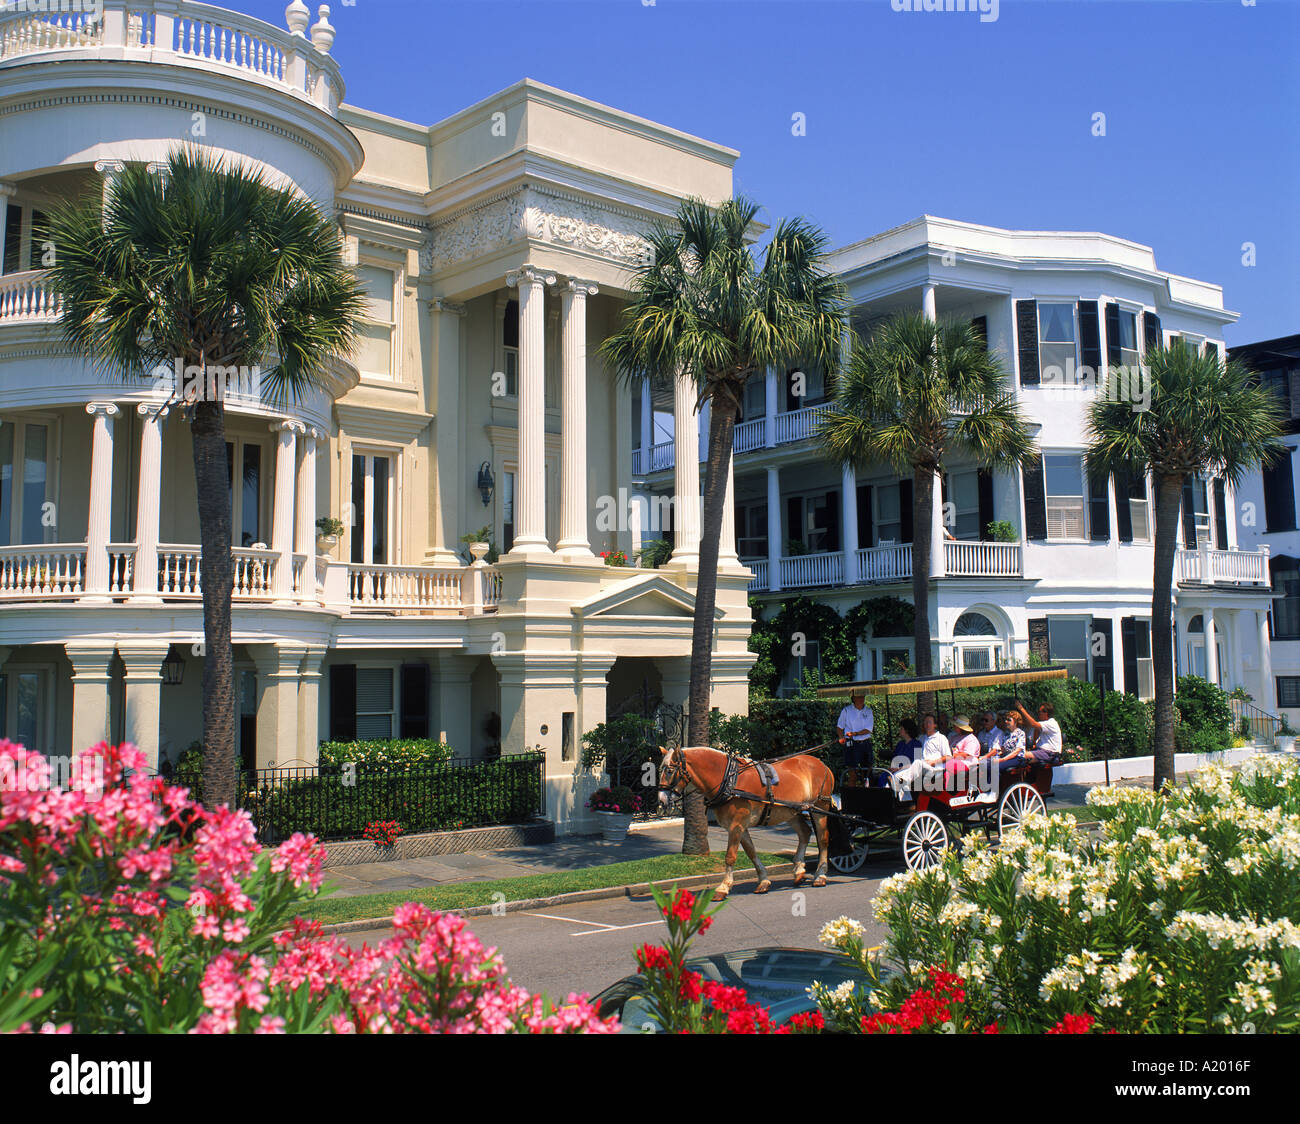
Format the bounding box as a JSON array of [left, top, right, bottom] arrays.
[[355, 667, 394, 740], [501, 298, 519, 397], [1048, 617, 1089, 680], [1125, 475, 1151, 542], [357, 265, 396, 378], [1044, 454, 1085, 539], [1172, 334, 1201, 356], [946, 471, 980, 540], [1273, 565, 1300, 640], [0, 420, 53, 546], [736, 502, 768, 559], [875, 483, 902, 544], [0, 666, 52, 753], [502, 470, 515, 554], [782, 639, 822, 696], [953, 613, 1001, 673], [743, 377, 766, 420], [1038, 303, 1078, 382], [349, 452, 394, 565], [785, 366, 826, 411], [879, 648, 911, 678], [1278, 677, 1300, 708], [1, 204, 19, 274], [225, 441, 264, 548], [1263, 450, 1297, 533], [1113, 308, 1139, 369], [2, 203, 50, 274], [1133, 621, 1154, 700]]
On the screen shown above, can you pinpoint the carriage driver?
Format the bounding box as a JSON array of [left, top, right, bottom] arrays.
[[836, 689, 875, 770]]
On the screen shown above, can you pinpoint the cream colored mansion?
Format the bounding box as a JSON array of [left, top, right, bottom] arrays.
[[0, 0, 755, 829]]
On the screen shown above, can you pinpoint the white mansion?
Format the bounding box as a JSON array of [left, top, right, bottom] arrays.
[[0, 2, 1279, 830]]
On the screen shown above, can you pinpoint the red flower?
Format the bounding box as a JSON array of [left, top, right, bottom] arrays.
[[635, 944, 672, 973], [1047, 1013, 1096, 1035]]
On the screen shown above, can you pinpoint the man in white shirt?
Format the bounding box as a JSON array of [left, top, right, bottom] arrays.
[[976, 711, 1005, 758], [890, 714, 949, 798], [837, 689, 875, 769]]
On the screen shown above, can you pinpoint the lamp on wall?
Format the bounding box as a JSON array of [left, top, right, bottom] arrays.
[[161, 645, 186, 687], [477, 461, 495, 506]]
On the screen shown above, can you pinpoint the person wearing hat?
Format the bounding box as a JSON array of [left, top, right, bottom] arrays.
[[837, 688, 875, 771], [944, 715, 981, 789]]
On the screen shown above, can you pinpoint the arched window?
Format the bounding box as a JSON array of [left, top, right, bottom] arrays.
[[954, 612, 997, 637], [1187, 615, 1203, 634]]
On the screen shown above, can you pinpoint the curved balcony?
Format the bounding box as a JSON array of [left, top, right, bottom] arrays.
[[0, 0, 346, 116]]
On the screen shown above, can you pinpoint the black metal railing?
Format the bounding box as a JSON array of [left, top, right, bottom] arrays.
[[163, 753, 544, 844]]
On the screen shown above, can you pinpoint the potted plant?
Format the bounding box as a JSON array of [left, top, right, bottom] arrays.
[[985, 519, 1019, 543], [460, 527, 499, 564], [316, 516, 345, 553], [635, 539, 673, 569], [587, 785, 641, 841], [1276, 715, 1297, 754], [600, 549, 629, 568]]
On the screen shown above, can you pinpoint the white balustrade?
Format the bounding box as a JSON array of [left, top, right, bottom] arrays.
[[347, 563, 463, 611], [0, 8, 102, 59], [0, 545, 86, 599], [745, 558, 768, 592], [1176, 547, 1268, 585], [175, 10, 287, 83], [733, 417, 766, 453], [943, 540, 1023, 578], [482, 567, 503, 609], [0, 271, 62, 324], [107, 544, 137, 594], [773, 402, 832, 445], [856, 544, 912, 583], [779, 551, 843, 590]]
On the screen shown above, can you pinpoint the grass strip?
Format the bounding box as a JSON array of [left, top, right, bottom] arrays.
[[301, 850, 789, 925]]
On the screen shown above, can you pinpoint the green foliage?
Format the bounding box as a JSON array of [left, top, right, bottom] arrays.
[[1068, 682, 1153, 758], [315, 516, 345, 538], [985, 519, 1018, 542], [636, 539, 674, 569], [1173, 675, 1233, 752], [317, 739, 456, 768], [460, 526, 500, 564]]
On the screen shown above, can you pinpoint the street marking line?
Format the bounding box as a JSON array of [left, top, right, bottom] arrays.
[[521, 912, 618, 930], [571, 919, 667, 938]]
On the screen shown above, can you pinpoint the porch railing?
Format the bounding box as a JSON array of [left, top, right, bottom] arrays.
[[0, 544, 87, 598], [733, 417, 766, 453], [773, 402, 831, 445], [1176, 547, 1269, 585], [857, 543, 912, 583], [1229, 697, 1281, 745], [779, 550, 843, 590], [632, 402, 834, 474], [944, 540, 1023, 577], [0, 270, 61, 325], [346, 563, 463, 611]]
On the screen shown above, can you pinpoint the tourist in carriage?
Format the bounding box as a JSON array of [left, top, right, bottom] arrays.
[[888, 714, 948, 798], [1012, 700, 1065, 765], [993, 710, 1029, 772], [944, 716, 981, 788], [977, 711, 1005, 757]]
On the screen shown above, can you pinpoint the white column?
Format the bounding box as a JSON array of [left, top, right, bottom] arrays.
[[1259, 609, 1274, 711], [921, 281, 937, 321], [931, 469, 947, 578], [506, 266, 555, 555], [1204, 606, 1219, 686], [131, 403, 168, 602], [428, 298, 466, 564], [296, 428, 319, 557], [669, 371, 700, 566], [557, 278, 597, 559], [119, 644, 170, 772], [639, 379, 653, 469], [93, 159, 126, 215], [766, 465, 782, 593], [84, 402, 119, 601], [719, 457, 738, 567], [269, 420, 299, 602], [842, 463, 859, 585], [0, 184, 14, 272], [67, 644, 117, 751], [765, 366, 778, 447]]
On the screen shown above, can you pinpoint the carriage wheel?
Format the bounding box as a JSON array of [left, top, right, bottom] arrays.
[[998, 782, 1046, 837], [828, 829, 870, 874], [901, 811, 950, 871]]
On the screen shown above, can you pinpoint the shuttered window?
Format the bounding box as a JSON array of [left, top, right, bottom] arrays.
[[1023, 455, 1048, 541], [1263, 450, 1297, 533], [356, 668, 394, 740], [1045, 454, 1086, 539]]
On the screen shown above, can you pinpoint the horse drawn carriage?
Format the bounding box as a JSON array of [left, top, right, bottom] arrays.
[[816, 667, 1064, 872]]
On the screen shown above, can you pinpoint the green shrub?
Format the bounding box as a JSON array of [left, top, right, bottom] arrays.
[[317, 739, 455, 768], [636, 539, 673, 569], [1173, 675, 1233, 751], [1068, 682, 1153, 758]]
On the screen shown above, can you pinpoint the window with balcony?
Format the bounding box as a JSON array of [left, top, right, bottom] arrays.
[[1048, 617, 1089, 681], [502, 470, 515, 554], [0, 418, 54, 546], [786, 490, 838, 554], [743, 377, 766, 420], [357, 264, 396, 378], [2, 203, 49, 274], [874, 482, 908, 545], [225, 440, 264, 548], [349, 452, 394, 565], [736, 502, 768, 559], [1038, 303, 1078, 382], [784, 366, 826, 411], [1044, 454, 1085, 539], [946, 470, 980, 540]]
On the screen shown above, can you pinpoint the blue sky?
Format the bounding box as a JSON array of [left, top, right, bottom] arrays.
[[245, 0, 1298, 344]]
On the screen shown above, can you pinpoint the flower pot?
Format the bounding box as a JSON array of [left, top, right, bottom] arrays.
[[595, 810, 633, 842], [1276, 733, 1296, 754], [316, 534, 339, 554]]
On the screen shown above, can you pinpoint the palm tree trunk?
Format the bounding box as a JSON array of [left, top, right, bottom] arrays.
[[682, 397, 736, 855], [1151, 473, 1183, 790], [192, 399, 237, 808], [911, 466, 936, 720]]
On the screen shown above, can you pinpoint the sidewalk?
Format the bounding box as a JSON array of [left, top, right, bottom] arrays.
[[321, 820, 803, 899]]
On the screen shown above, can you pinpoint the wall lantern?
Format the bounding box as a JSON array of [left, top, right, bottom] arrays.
[[162, 645, 186, 687], [477, 461, 495, 506]]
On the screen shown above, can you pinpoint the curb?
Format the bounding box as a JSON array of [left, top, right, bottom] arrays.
[[318, 861, 801, 936]]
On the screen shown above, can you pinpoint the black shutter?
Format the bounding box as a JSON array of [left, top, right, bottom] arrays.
[[857, 484, 873, 548], [1088, 469, 1110, 541], [1181, 477, 1197, 547], [1016, 300, 1040, 386], [1028, 618, 1050, 664], [1023, 455, 1048, 540], [1103, 302, 1122, 367], [1079, 301, 1102, 371], [970, 315, 988, 350], [787, 497, 802, 551], [1264, 453, 1297, 533], [899, 479, 913, 544], [399, 663, 430, 739], [1143, 311, 1162, 354], [2, 206, 20, 274], [1213, 479, 1228, 550], [785, 370, 799, 413], [1092, 618, 1114, 689], [1121, 617, 1138, 695], [825, 489, 841, 552], [1113, 471, 1134, 543], [329, 664, 357, 742], [503, 300, 519, 348], [977, 469, 994, 539]]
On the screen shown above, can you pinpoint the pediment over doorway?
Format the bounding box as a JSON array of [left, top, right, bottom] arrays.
[[570, 575, 721, 620]]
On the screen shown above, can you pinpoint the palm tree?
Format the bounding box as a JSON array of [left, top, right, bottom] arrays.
[[820, 313, 1037, 715], [602, 196, 847, 854], [1085, 340, 1284, 789], [46, 148, 365, 807]]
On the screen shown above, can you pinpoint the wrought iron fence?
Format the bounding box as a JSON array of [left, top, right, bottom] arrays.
[[605, 687, 687, 820], [163, 753, 544, 844]]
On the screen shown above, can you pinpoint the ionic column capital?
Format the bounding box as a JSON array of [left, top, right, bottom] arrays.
[[427, 298, 467, 317], [137, 402, 170, 422], [506, 265, 556, 290], [93, 159, 126, 177], [565, 278, 599, 298], [86, 402, 120, 419], [269, 418, 306, 435], [0, 183, 16, 200]]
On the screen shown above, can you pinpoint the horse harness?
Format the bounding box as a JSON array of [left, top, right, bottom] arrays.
[[707, 753, 824, 828]]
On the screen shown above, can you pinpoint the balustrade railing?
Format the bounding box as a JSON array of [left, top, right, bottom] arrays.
[[107, 543, 137, 594], [1176, 547, 1269, 585], [0, 271, 61, 324], [347, 563, 464, 611], [944, 540, 1023, 578], [856, 543, 911, 583], [745, 558, 768, 591], [733, 417, 766, 453], [779, 551, 842, 590], [0, 544, 86, 598], [773, 402, 831, 445]]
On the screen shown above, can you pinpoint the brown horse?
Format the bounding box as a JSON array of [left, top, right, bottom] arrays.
[[656, 746, 836, 901]]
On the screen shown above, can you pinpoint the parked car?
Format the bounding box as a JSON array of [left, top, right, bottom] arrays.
[[591, 946, 874, 1032]]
